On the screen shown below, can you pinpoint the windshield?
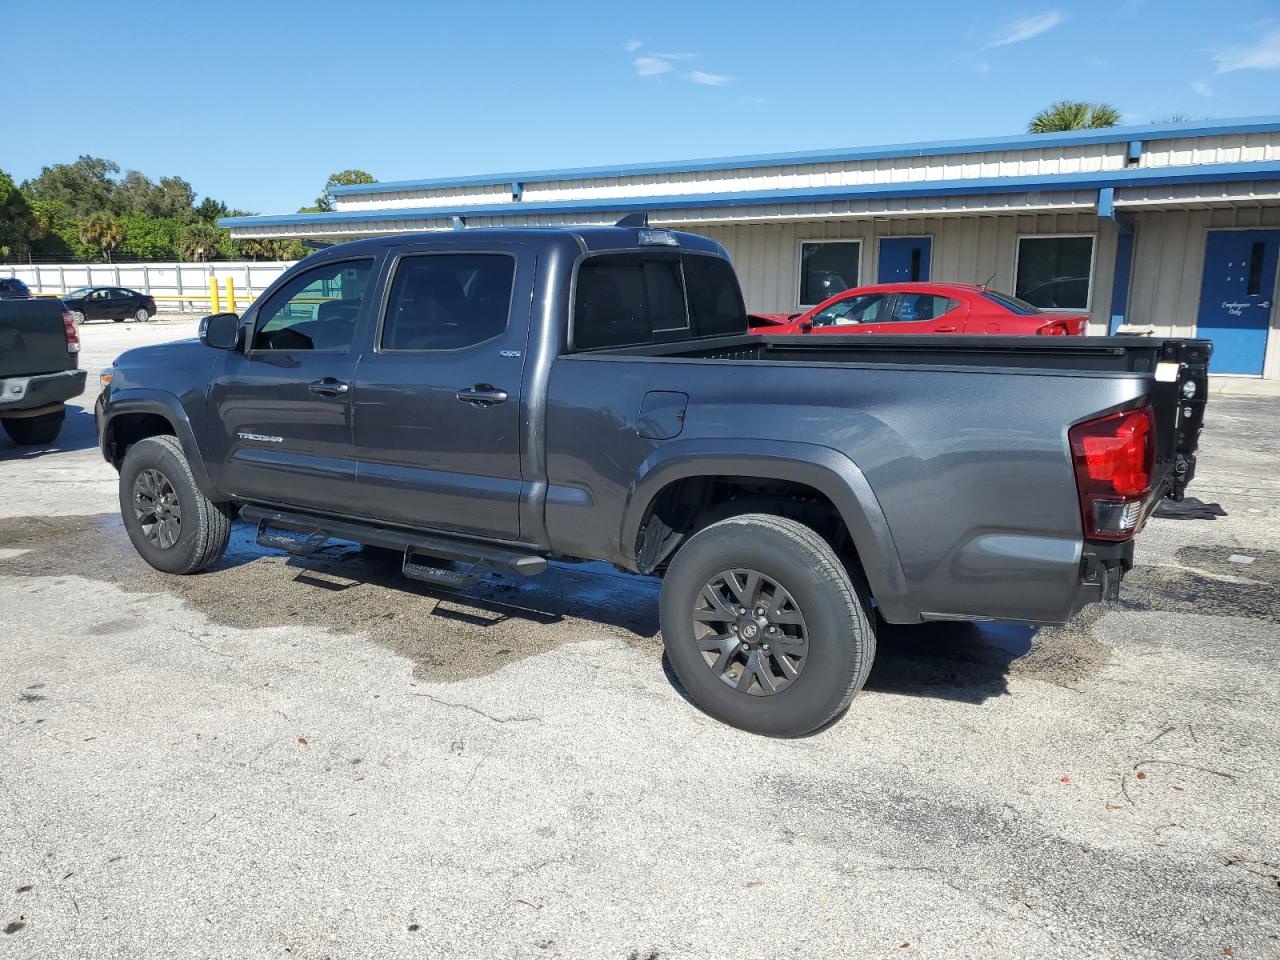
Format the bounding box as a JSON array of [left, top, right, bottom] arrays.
[[66, 287, 92, 298], [978, 289, 1040, 315]]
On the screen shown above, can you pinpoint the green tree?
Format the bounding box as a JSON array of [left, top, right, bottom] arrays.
[[79, 214, 125, 262], [178, 222, 224, 262], [23, 156, 120, 219], [195, 196, 230, 222], [1028, 101, 1122, 133], [120, 214, 180, 260], [305, 168, 376, 212], [0, 169, 40, 259]]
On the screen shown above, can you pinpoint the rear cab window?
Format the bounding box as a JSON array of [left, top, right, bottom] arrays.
[[571, 252, 746, 351]]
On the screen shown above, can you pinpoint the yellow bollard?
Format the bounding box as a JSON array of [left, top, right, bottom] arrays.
[[225, 276, 237, 314], [209, 276, 221, 314]]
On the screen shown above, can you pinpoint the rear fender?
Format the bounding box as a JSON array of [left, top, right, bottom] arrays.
[[623, 438, 917, 622]]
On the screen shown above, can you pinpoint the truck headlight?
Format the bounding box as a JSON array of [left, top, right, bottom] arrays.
[[100, 367, 114, 388]]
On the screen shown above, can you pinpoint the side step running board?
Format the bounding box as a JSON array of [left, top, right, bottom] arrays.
[[241, 506, 548, 588]]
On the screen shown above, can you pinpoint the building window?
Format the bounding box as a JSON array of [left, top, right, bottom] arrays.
[[799, 241, 860, 306], [1015, 235, 1094, 310]]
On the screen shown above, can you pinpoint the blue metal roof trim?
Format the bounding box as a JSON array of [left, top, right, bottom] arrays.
[[221, 160, 1280, 230], [325, 115, 1280, 197]]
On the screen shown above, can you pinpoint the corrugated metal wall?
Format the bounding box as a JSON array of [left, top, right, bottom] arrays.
[[1127, 205, 1280, 378], [696, 213, 1117, 328]]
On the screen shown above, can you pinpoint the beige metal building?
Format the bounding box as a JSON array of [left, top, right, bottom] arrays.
[[223, 116, 1280, 379]]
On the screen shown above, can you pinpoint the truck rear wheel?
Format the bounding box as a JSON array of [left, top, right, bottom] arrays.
[[2, 410, 65, 446], [119, 435, 232, 574], [659, 513, 875, 736]]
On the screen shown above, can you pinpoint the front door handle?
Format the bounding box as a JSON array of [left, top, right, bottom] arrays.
[[456, 384, 509, 407], [934, 325, 958, 332], [308, 378, 350, 397]]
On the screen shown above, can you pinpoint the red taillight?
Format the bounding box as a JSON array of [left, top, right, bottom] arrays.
[[1069, 407, 1155, 541], [1037, 322, 1067, 336], [63, 311, 80, 354]]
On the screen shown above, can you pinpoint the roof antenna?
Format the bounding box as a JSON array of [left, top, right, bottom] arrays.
[[615, 212, 650, 228], [980, 270, 996, 290]]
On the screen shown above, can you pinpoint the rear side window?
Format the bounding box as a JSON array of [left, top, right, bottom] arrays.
[[381, 253, 514, 351], [573, 252, 745, 350], [979, 290, 1039, 316], [684, 254, 746, 338]]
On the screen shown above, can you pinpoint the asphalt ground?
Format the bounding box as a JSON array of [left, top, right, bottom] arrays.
[[1, 319, 1277, 959]]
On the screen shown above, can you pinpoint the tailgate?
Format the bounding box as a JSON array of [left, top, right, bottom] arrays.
[[0, 299, 70, 378], [1147, 339, 1212, 502]]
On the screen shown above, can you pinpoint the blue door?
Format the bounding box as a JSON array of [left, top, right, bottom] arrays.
[[1196, 230, 1278, 375], [878, 237, 932, 283]]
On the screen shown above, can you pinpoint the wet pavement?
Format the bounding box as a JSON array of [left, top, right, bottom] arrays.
[[1, 320, 1277, 959]]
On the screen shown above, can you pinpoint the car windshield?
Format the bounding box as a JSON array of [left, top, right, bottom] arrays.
[[979, 289, 1040, 316], [67, 287, 92, 298]]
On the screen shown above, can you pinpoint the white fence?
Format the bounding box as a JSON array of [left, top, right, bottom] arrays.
[[0, 260, 297, 312]]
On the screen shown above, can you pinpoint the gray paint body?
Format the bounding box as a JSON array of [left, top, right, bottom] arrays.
[[97, 227, 1181, 626]]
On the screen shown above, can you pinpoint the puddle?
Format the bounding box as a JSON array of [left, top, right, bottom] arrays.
[[0, 514, 661, 683], [1122, 547, 1280, 624]]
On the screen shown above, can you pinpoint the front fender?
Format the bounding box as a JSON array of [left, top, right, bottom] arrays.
[[623, 438, 917, 622], [99, 388, 218, 500]]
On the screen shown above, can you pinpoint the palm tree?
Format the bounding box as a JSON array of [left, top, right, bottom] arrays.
[[80, 215, 125, 262], [1028, 101, 1122, 134], [179, 223, 224, 262]]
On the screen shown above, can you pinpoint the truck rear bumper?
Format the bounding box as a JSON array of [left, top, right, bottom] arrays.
[[1072, 539, 1135, 616], [0, 369, 87, 414]]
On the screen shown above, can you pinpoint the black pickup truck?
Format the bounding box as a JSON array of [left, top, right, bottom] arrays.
[[96, 226, 1210, 735], [0, 298, 86, 445]]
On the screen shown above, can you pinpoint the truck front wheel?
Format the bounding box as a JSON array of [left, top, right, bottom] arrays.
[[659, 514, 875, 736], [118, 435, 233, 574]]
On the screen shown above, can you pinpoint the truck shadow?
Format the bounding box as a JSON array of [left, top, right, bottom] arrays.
[[0, 406, 99, 460], [0, 514, 1094, 703]]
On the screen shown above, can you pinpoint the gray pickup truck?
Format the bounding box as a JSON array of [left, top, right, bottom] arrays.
[[96, 225, 1210, 735], [1, 298, 86, 445]]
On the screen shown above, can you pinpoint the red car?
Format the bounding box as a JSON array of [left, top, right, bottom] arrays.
[[750, 282, 1090, 337]]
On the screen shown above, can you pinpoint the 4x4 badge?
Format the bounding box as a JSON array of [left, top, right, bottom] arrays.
[[500, 350, 522, 358]]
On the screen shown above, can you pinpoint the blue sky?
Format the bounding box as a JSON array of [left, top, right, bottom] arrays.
[[4, 0, 1278, 213]]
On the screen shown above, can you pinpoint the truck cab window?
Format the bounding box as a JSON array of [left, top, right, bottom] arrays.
[[574, 253, 687, 350], [253, 259, 373, 351], [683, 254, 747, 338], [380, 253, 515, 351]]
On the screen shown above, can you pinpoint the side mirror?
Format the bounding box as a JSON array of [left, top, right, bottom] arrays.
[[800, 320, 814, 334], [199, 312, 242, 351]]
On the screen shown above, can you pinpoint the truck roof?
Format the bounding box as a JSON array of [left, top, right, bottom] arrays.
[[299, 225, 727, 259]]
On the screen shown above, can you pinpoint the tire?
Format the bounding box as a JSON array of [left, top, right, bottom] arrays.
[[134, 307, 151, 322], [1, 410, 65, 446], [68, 310, 85, 326], [118, 435, 232, 574], [659, 514, 875, 737]]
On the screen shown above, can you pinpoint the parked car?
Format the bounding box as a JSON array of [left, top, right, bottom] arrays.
[[62, 286, 157, 325], [750, 282, 1090, 336], [96, 226, 1208, 736], [0, 298, 86, 445], [0, 278, 32, 300]]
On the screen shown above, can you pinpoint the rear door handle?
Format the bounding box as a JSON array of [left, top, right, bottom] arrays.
[[934, 325, 958, 333], [456, 384, 509, 407], [308, 378, 350, 397]]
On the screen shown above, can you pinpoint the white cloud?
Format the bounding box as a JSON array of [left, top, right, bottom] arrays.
[[651, 51, 696, 61], [684, 70, 730, 86], [624, 39, 643, 53], [1213, 28, 1280, 73], [1192, 78, 1213, 97], [633, 56, 675, 76], [986, 11, 1066, 48]]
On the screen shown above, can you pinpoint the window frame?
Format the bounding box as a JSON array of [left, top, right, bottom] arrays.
[[373, 249, 518, 354], [248, 255, 377, 354], [1012, 233, 1096, 312], [796, 239, 863, 309], [568, 249, 745, 354]]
